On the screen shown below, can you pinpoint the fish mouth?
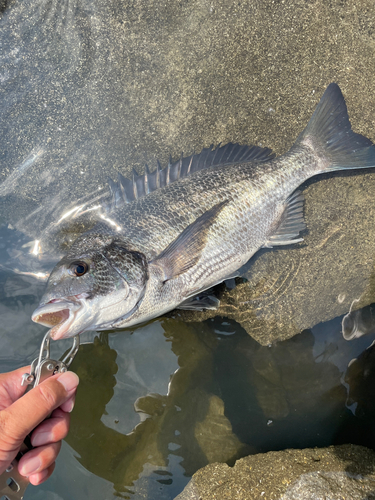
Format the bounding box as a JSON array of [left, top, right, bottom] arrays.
[[32, 298, 83, 340]]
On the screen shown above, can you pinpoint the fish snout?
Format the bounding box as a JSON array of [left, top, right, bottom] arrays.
[[32, 298, 82, 339]]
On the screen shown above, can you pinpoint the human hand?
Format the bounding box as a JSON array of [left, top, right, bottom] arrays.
[[0, 366, 79, 485]]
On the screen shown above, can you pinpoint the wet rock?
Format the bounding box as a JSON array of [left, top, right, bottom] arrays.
[[194, 394, 246, 465], [175, 444, 375, 500]]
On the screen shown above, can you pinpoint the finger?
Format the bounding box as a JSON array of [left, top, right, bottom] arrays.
[[0, 371, 79, 448], [29, 462, 55, 486], [31, 408, 70, 447], [18, 441, 61, 477], [0, 366, 31, 404]]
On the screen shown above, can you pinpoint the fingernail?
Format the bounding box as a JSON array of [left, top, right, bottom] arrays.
[[32, 431, 53, 447], [66, 399, 75, 413], [29, 467, 49, 486], [20, 457, 41, 476], [61, 395, 75, 413], [57, 371, 79, 393]]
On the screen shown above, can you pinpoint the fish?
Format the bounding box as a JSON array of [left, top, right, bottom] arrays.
[[31, 83, 375, 339]]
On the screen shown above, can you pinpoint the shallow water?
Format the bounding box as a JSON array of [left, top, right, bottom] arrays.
[[1, 0, 375, 499]]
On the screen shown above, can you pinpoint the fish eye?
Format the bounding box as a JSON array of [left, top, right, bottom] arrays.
[[69, 261, 89, 277]]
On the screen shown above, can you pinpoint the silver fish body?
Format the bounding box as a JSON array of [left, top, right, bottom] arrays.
[[32, 83, 375, 338]]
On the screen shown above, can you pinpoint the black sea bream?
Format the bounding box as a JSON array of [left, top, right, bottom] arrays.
[[32, 83, 375, 339]]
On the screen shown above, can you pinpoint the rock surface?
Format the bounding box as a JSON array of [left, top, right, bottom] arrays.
[[175, 444, 375, 500]]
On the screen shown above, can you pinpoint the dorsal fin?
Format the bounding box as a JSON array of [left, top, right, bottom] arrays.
[[106, 143, 275, 211]]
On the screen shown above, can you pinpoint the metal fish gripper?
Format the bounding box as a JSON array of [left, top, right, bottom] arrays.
[[0, 332, 80, 500]]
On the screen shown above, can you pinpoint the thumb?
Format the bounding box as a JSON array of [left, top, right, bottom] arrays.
[[0, 371, 79, 451]]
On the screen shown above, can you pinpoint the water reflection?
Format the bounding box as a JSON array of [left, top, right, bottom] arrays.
[[30, 311, 369, 499], [66, 321, 250, 498]]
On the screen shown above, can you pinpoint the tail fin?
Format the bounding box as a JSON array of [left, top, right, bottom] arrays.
[[294, 83, 375, 172]]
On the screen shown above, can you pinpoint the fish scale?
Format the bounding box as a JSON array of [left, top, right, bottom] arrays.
[[32, 83, 375, 338]]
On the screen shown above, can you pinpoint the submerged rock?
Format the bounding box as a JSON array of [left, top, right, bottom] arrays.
[[194, 394, 246, 465], [175, 444, 375, 500], [178, 173, 375, 345]]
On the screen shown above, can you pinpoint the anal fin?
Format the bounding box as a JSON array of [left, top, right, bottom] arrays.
[[264, 190, 306, 248]]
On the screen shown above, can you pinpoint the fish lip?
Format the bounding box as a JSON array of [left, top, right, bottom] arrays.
[[31, 297, 83, 340]]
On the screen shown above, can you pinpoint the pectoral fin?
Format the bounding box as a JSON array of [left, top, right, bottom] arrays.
[[151, 200, 228, 281]]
